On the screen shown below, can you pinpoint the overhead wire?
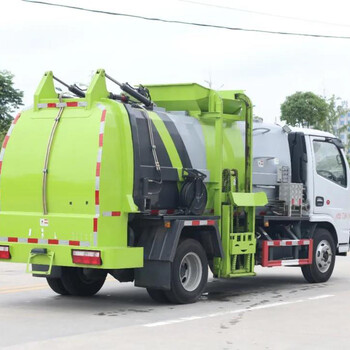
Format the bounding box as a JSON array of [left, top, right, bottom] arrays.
[[179, 0, 350, 29], [22, 0, 350, 40]]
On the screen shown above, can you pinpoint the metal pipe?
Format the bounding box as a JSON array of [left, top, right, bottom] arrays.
[[42, 98, 64, 215]]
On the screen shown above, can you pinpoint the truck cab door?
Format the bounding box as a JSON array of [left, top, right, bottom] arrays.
[[311, 136, 350, 251]]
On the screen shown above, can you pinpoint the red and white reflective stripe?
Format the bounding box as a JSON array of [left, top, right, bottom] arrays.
[[150, 209, 176, 216], [261, 239, 313, 267], [264, 258, 312, 267], [184, 220, 216, 226], [93, 217, 98, 247], [37, 101, 87, 109], [281, 259, 305, 266], [95, 108, 106, 216], [266, 239, 311, 247], [0, 237, 90, 247], [0, 113, 21, 178], [93, 106, 107, 246], [102, 211, 121, 217]]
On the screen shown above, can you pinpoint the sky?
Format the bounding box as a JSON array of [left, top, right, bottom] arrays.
[[1, 0, 350, 123]]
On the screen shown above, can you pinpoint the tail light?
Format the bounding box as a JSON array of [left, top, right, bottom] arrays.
[[72, 250, 101, 265], [0, 246, 10, 259]]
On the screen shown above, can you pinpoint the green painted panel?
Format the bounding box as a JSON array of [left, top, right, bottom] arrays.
[[0, 70, 143, 269], [229, 192, 268, 207]]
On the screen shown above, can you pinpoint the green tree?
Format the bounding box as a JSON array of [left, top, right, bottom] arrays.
[[322, 95, 349, 136], [280, 91, 329, 128], [0, 71, 23, 142], [326, 96, 350, 158]]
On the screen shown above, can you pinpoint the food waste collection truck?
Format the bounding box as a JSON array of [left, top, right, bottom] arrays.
[[0, 69, 349, 304]]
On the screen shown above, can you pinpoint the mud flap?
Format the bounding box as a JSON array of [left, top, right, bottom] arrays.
[[135, 261, 172, 290], [134, 216, 222, 290]]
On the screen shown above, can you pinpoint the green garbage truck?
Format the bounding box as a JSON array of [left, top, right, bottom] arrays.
[[0, 69, 347, 303]]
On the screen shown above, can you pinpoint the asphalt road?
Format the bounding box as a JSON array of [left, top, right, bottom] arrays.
[[1, 256, 350, 350]]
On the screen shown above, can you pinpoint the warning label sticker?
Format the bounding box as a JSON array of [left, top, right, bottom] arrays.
[[257, 159, 264, 168], [40, 218, 49, 227]]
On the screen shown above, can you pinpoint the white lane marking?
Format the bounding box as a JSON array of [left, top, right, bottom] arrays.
[[143, 295, 334, 328], [308, 294, 335, 300]]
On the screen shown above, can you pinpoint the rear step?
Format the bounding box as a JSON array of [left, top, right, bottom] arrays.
[[261, 239, 313, 267], [26, 248, 55, 276]]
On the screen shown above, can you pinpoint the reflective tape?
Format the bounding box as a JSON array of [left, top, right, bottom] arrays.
[[266, 239, 311, 247], [93, 217, 98, 233], [93, 108, 107, 245], [184, 220, 216, 226], [37, 101, 87, 109], [0, 237, 90, 247], [102, 211, 121, 217]]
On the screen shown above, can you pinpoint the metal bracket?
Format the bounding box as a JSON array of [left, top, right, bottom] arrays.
[[261, 239, 313, 267]]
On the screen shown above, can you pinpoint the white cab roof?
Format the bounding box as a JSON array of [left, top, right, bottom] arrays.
[[254, 122, 336, 139], [290, 126, 336, 138]]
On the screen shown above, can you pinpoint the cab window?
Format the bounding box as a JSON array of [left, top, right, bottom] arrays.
[[313, 140, 347, 187]]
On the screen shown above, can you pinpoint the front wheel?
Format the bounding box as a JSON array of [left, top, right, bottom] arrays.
[[301, 228, 336, 283], [165, 239, 208, 304]]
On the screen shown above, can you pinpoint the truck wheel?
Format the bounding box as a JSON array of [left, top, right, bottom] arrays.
[[301, 228, 336, 283], [46, 277, 70, 295], [165, 239, 208, 304], [61, 267, 107, 296], [146, 288, 170, 303]]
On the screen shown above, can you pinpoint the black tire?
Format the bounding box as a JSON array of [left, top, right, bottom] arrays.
[[165, 239, 208, 304], [46, 277, 70, 296], [146, 288, 170, 303], [301, 228, 336, 283], [60, 267, 107, 296]]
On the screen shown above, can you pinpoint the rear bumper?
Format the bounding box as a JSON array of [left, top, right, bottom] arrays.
[[0, 242, 143, 269]]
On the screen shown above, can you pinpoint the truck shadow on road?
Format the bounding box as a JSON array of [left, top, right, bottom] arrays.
[[203, 272, 329, 302], [4, 270, 333, 315]]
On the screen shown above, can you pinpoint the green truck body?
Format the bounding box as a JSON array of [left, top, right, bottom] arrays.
[[1, 69, 333, 303]]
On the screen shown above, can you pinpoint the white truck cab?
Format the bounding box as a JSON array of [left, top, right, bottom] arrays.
[[303, 128, 350, 253], [252, 122, 350, 283]]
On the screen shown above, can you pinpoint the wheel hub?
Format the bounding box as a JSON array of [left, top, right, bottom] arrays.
[[316, 240, 333, 273], [179, 252, 202, 292]]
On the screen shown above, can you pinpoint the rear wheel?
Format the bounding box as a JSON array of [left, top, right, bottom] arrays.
[[301, 228, 336, 283], [60, 267, 107, 296], [165, 239, 208, 304], [46, 277, 70, 295]]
